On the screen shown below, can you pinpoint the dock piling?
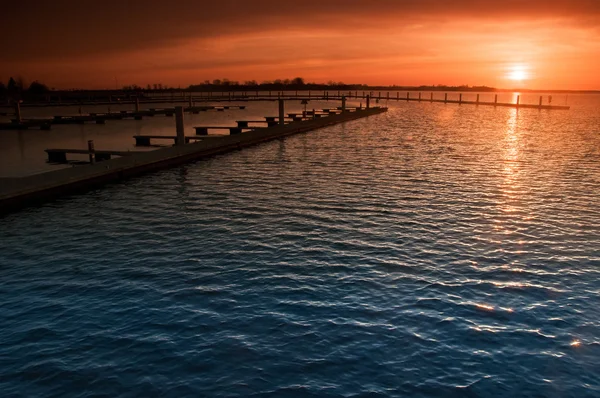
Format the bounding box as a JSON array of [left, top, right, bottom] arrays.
[[175, 106, 185, 146], [14, 101, 21, 123], [539, 96, 543, 107], [88, 140, 95, 164], [517, 95, 520, 107], [366, 95, 371, 109], [135, 97, 140, 112], [278, 99, 285, 125], [444, 93, 448, 103], [494, 94, 498, 106], [341, 96, 346, 113]]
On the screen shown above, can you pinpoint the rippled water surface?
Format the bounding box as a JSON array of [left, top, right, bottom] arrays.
[[1, 97, 600, 397]]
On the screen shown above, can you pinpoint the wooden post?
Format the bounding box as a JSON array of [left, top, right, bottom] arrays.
[[387, 92, 390, 100], [135, 97, 140, 112], [516, 95, 520, 106], [430, 92, 433, 102], [459, 93, 462, 104], [444, 93, 448, 103], [476, 94, 480, 104], [406, 92, 409, 101], [418, 92, 422, 101], [494, 94, 498, 105], [397, 92, 400, 100], [175, 106, 185, 146], [378, 91, 381, 99], [539, 96, 543, 107], [88, 140, 95, 164], [366, 95, 370, 109], [189, 93, 192, 108], [341, 96, 346, 112], [14, 101, 21, 123], [278, 99, 285, 125]]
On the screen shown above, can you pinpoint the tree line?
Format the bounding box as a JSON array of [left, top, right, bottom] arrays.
[[0, 77, 50, 99]]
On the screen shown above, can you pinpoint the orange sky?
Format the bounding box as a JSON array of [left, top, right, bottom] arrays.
[[2, 0, 599, 90]]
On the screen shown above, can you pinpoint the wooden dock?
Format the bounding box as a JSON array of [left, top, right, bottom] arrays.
[[0, 106, 387, 214], [1, 91, 570, 113]]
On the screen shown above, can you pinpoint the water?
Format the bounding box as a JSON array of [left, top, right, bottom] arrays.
[[1, 96, 600, 397]]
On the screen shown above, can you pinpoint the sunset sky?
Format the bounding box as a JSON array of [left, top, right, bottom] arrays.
[[2, 0, 600, 90]]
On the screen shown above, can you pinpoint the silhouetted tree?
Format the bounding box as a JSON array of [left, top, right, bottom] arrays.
[[27, 81, 49, 95], [291, 77, 305, 86], [7, 77, 17, 91]]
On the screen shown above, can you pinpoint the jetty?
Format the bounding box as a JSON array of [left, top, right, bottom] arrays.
[[0, 102, 387, 214]]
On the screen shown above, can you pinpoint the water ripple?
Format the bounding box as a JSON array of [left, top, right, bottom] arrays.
[[1, 102, 600, 397]]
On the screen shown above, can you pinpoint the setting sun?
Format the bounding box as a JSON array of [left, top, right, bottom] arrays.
[[506, 65, 530, 81]]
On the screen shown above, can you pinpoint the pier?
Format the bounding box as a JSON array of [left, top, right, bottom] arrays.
[[2, 91, 570, 114], [0, 105, 387, 214]]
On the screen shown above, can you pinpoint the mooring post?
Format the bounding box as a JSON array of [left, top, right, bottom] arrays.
[[406, 92, 409, 101], [516, 95, 520, 106], [419, 92, 422, 101], [175, 106, 185, 145], [378, 91, 381, 99], [459, 93, 462, 104], [444, 93, 448, 103], [278, 99, 285, 125], [189, 93, 192, 108], [494, 94, 498, 105], [476, 94, 480, 104], [397, 92, 400, 100], [341, 96, 346, 112], [366, 95, 371, 109], [387, 92, 390, 100], [88, 140, 95, 164], [539, 96, 543, 107], [135, 97, 140, 112], [430, 92, 433, 102], [14, 101, 21, 123]]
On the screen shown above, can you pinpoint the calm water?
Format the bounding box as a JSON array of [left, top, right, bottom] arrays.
[[1, 96, 600, 397]]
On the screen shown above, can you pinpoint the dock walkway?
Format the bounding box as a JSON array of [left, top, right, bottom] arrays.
[[0, 107, 387, 214]]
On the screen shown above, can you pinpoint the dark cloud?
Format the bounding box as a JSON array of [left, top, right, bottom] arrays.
[[3, 0, 600, 61]]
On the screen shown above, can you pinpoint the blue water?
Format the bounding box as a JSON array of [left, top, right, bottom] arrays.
[[1, 99, 600, 397]]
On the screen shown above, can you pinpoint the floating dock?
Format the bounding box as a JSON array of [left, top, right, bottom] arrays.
[[0, 105, 246, 130], [0, 106, 387, 214]]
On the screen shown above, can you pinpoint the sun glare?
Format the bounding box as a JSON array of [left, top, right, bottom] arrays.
[[506, 65, 530, 82]]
